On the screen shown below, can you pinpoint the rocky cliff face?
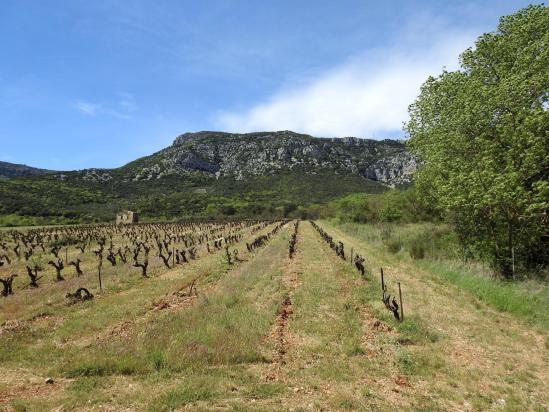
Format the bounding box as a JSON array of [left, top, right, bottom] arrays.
[[363, 152, 418, 186], [118, 130, 416, 187]]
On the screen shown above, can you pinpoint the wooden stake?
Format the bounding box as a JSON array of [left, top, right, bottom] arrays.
[[350, 247, 353, 264], [380, 267, 385, 292], [65, 247, 68, 263], [398, 282, 404, 322], [98, 262, 102, 292]]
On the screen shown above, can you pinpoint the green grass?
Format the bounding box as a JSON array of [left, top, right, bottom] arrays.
[[335, 220, 460, 261], [332, 220, 549, 330], [395, 314, 443, 345], [65, 355, 141, 378], [319, 219, 548, 409], [420, 260, 549, 330], [151, 380, 219, 411]]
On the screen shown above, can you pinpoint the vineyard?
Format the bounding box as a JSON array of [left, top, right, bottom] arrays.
[[0, 220, 547, 411]]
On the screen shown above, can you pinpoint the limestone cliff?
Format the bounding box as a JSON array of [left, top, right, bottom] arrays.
[[118, 130, 416, 187]]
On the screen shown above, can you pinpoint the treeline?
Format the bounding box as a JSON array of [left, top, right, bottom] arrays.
[[301, 188, 438, 223]]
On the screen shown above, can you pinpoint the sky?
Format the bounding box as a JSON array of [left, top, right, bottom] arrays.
[[0, 0, 537, 170]]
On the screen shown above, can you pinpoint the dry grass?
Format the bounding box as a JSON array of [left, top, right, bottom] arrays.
[[0, 220, 547, 411]]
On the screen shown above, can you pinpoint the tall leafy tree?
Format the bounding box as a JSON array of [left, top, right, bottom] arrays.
[[406, 5, 548, 278]]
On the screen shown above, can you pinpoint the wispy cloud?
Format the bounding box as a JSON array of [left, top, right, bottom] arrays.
[[74, 92, 137, 119], [118, 92, 137, 113], [75, 100, 100, 116], [217, 31, 476, 138]]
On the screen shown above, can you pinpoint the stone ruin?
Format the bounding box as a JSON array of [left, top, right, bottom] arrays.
[[116, 210, 138, 225]]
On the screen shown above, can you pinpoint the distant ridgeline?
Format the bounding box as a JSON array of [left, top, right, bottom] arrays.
[[0, 131, 417, 225], [0, 161, 54, 179]]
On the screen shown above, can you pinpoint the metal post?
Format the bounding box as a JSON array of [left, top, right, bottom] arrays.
[[350, 247, 353, 264], [65, 247, 68, 264], [511, 247, 515, 280], [380, 267, 385, 291], [398, 282, 404, 322]]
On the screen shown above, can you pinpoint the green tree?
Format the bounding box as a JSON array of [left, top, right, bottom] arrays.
[[406, 5, 548, 278]]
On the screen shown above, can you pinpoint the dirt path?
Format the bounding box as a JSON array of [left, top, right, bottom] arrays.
[[247, 221, 405, 410], [264, 222, 302, 382]]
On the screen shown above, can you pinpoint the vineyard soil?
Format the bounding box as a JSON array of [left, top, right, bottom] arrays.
[[0, 220, 547, 411]]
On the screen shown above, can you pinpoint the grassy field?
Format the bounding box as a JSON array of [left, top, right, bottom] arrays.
[[333, 221, 549, 329], [0, 220, 547, 411]]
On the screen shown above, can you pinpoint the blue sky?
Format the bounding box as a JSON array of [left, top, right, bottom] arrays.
[[0, 0, 536, 170]]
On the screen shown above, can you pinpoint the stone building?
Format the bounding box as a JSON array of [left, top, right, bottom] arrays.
[[116, 210, 138, 225]]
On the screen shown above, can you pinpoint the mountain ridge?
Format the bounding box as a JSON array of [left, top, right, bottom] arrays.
[[0, 131, 417, 224], [0, 161, 53, 179], [1, 131, 416, 187], [48, 130, 416, 187]]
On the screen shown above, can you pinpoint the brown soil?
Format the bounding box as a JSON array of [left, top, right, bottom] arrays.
[[264, 226, 301, 382]]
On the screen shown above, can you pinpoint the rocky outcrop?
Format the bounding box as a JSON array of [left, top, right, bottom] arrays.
[[364, 152, 418, 187], [55, 130, 416, 187], [160, 131, 415, 186], [81, 169, 112, 182]]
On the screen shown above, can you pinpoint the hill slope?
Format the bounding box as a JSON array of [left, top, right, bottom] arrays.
[[0, 161, 52, 179], [0, 131, 416, 224]]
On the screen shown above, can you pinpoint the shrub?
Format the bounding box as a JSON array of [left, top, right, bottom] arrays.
[[409, 242, 426, 260], [380, 205, 402, 222]]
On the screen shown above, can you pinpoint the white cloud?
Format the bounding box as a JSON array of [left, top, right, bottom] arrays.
[[118, 92, 137, 113], [217, 32, 476, 138], [75, 100, 100, 116], [74, 93, 137, 119]]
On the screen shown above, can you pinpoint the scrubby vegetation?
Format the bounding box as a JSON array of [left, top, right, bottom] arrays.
[[0, 171, 387, 225]]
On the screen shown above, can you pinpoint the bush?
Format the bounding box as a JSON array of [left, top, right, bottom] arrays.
[[219, 205, 236, 216], [409, 242, 426, 260], [329, 187, 440, 224], [380, 205, 402, 222]]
